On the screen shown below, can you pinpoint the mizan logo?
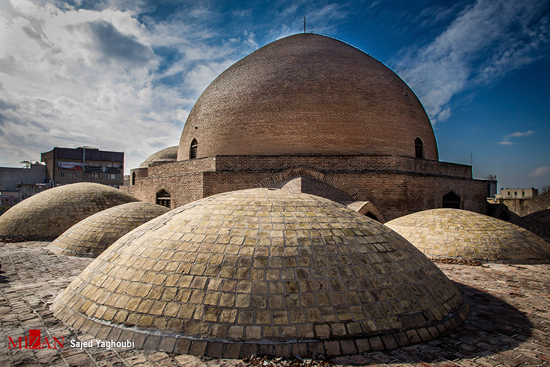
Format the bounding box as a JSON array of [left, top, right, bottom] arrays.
[[8, 329, 64, 350]]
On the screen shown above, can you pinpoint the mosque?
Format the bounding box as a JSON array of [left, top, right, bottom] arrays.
[[124, 33, 489, 222], [1, 33, 550, 361]]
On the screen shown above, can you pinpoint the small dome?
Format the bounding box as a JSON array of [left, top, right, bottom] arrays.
[[53, 189, 468, 358], [48, 202, 170, 257], [178, 34, 438, 161], [386, 209, 550, 264], [0, 183, 138, 241], [139, 146, 178, 168]]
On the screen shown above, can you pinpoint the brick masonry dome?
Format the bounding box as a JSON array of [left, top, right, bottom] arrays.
[[178, 33, 438, 160], [139, 146, 178, 168], [53, 188, 468, 358], [48, 202, 169, 258], [386, 209, 550, 264], [0, 183, 139, 241]]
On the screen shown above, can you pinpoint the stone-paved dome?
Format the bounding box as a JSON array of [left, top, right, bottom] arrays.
[[139, 146, 178, 168], [0, 183, 138, 241], [386, 209, 550, 264], [178, 34, 438, 161], [48, 202, 170, 258], [53, 189, 468, 358]]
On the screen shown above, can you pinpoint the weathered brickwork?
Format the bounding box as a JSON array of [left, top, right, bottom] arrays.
[[48, 202, 169, 258], [53, 189, 468, 358], [177, 34, 438, 161], [386, 209, 550, 264], [139, 146, 178, 168], [125, 155, 487, 221], [0, 183, 138, 241]]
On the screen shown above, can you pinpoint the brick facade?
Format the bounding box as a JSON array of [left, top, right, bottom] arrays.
[[123, 155, 488, 221]]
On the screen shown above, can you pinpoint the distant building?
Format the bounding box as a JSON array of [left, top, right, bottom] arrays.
[[483, 175, 498, 198], [41, 147, 124, 188], [0, 162, 49, 213], [496, 188, 538, 199]]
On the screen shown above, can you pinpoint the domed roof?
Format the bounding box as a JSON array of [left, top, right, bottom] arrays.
[[53, 189, 467, 358], [386, 209, 550, 264], [0, 183, 138, 241], [139, 146, 178, 168], [48, 202, 169, 257], [178, 34, 438, 161]]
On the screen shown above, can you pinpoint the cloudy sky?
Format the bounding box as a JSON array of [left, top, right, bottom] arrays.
[[1, 0, 549, 191]]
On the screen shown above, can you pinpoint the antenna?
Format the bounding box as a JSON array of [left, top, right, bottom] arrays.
[[471, 152, 473, 177], [303, 16, 306, 33]]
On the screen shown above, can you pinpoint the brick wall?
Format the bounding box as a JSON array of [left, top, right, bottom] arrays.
[[125, 154, 486, 220]]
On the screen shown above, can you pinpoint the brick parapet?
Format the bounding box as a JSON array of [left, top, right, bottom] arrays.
[[213, 155, 472, 179]]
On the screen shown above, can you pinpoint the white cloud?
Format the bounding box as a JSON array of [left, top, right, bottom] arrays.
[[530, 166, 550, 177], [499, 129, 535, 145], [507, 130, 534, 138], [0, 0, 256, 173], [392, 0, 550, 124], [0, 0, 174, 173]]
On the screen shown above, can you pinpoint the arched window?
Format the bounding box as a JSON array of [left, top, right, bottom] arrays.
[[415, 137, 424, 159], [190, 139, 198, 159], [131, 171, 136, 185], [442, 191, 461, 209], [156, 189, 171, 208]]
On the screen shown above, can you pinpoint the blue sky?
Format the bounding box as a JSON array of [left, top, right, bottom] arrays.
[[0, 0, 549, 192]]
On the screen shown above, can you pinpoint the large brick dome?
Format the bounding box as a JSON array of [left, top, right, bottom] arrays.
[[53, 188, 467, 358], [178, 33, 438, 160]]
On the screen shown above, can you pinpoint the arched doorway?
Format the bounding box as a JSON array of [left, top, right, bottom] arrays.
[[156, 189, 171, 208], [442, 191, 461, 209]]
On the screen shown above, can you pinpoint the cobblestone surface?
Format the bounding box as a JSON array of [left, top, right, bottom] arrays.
[[1, 241, 549, 366]]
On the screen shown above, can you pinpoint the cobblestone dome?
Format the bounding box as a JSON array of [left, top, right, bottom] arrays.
[[139, 146, 179, 168], [53, 189, 468, 358], [386, 209, 550, 264], [48, 202, 170, 258], [0, 183, 138, 241], [178, 33, 438, 161]]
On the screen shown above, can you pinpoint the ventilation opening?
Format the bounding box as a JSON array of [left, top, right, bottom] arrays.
[[415, 137, 424, 159], [498, 211, 510, 221], [156, 190, 171, 208], [365, 212, 380, 222], [190, 139, 198, 159], [442, 191, 461, 209]]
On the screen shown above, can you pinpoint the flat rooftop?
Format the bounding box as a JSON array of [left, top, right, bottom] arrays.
[[0, 241, 549, 366]]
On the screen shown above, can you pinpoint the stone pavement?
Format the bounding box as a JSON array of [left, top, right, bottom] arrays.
[[0, 241, 549, 367]]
